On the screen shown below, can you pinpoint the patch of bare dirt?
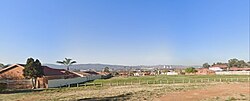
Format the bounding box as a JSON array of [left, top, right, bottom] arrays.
[[155, 82, 250, 101]]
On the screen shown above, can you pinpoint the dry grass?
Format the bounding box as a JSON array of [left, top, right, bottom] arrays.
[[0, 83, 215, 101]]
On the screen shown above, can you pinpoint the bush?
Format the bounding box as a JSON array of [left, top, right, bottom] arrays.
[[185, 67, 197, 73]]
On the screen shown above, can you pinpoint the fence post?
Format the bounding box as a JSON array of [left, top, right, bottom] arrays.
[[214, 78, 216, 82], [6, 79, 8, 89], [68, 84, 70, 88], [237, 78, 239, 82], [147, 80, 149, 85], [220, 78, 222, 82], [101, 82, 103, 87], [77, 83, 79, 87], [231, 78, 233, 82]]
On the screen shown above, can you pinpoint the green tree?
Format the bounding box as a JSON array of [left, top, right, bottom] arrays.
[[185, 67, 197, 73], [56, 58, 76, 70], [103, 67, 110, 73], [23, 58, 44, 89], [202, 63, 210, 68], [228, 58, 239, 67], [228, 58, 248, 68], [237, 60, 247, 68]]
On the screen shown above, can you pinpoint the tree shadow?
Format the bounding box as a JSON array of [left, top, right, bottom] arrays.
[[77, 92, 133, 101]]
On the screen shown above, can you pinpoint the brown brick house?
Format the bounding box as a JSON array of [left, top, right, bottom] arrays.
[[0, 64, 80, 89], [196, 68, 215, 75]]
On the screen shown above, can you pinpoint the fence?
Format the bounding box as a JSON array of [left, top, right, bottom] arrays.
[[48, 75, 102, 88], [215, 71, 250, 75], [0, 79, 32, 89], [81, 77, 250, 87]]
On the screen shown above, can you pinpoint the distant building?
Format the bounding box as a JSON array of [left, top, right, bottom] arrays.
[[209, 64, 228, 71], [196, 68, 215, 75], [166, 72, 178, 75], [209, 67, 223, 71]]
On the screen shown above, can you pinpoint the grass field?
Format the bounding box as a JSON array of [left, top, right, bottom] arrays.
[[0, 83, 219, 101], [86, 75, 249, 85]]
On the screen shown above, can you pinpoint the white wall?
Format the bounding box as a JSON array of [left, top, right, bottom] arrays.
[[48, 75, 101, 88], [215, 71, 250, 75]]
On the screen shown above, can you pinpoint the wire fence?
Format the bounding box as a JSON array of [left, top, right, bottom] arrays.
[[76, 77, 250, 87]]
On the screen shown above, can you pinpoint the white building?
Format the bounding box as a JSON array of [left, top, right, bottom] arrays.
[[209, 67, 223, 71]]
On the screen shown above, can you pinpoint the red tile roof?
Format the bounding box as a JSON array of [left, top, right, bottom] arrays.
[[229, 67, 250, 71], [0, 64, 78, 77], [211, 64, 228, 69], [42, 66, 68, 76]]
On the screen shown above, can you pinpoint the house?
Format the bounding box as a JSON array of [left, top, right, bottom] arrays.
[[167, 72, 178, 75], [209, 67, 223, 71], [209, 64, 228, 71], [196, 68, 215, 75], [0, 64, 80, 89]]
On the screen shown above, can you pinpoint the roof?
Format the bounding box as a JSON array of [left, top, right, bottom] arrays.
[[0, 64, 24, 74], [229, 67, 250, 71], [97, 72, 111, 75], [43, 66, 68, 76], [211, 64, 228, 69], [0, 64, 78, 77], [74, 71, 100, 76]]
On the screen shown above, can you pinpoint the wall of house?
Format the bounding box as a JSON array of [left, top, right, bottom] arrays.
[[0, 66, 25, 80], [48, 75, 102, 88]]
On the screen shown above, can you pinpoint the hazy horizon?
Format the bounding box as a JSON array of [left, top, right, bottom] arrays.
[[0, 0, 249, 65]]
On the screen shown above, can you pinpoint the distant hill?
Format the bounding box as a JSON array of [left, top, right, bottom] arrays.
[[44, 63, 194, 71], [44, 63, 128, 71]]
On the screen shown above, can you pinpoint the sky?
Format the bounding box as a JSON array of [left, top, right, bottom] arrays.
[[0, 0, 249, 66]]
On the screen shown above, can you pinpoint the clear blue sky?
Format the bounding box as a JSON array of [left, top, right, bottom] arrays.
[[0, 0, 249, 65]]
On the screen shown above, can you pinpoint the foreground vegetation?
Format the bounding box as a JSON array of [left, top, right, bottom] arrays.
[[0, 83, 217, 101], [1, 82, 249, 101]]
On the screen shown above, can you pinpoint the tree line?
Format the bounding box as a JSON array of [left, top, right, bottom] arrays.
[[202, 58, 250, 68]]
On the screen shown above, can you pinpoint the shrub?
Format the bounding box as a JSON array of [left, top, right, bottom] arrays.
[[185, 67, 197, 73]]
